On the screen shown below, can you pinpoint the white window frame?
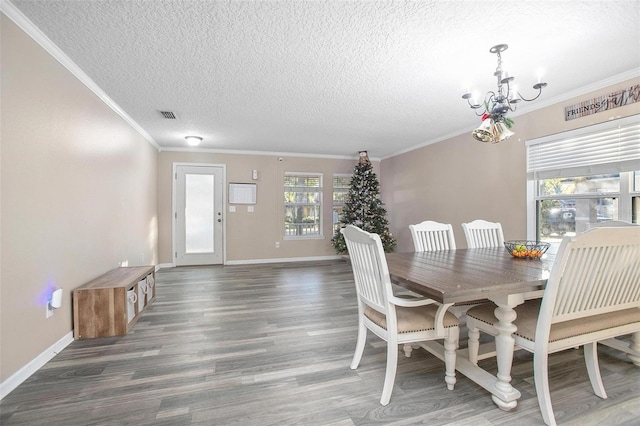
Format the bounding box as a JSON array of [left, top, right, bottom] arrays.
[[332, 174, 351, 233], [526, 115, 640, 239], [284, 172, 323, 239]]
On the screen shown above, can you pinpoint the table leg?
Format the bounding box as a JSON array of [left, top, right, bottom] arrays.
[[599, 331, 640, 367], [491, 302, 518, 411]]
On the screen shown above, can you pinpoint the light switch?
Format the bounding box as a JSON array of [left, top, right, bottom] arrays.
[[229, 205, 236, 212], [247, 206, 254, 213]]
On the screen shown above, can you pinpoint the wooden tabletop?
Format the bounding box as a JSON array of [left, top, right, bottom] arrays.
[[386, 247, 556, 304]]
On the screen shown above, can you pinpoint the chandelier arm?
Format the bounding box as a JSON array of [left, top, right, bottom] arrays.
[[517, 88, 544, 102], [465, 97, 482, 109]]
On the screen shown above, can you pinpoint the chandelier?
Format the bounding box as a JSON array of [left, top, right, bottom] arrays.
[[462, 44, 547, 143]]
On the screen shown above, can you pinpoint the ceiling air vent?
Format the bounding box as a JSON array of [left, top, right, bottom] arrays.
[[159, 111, 177, 119]]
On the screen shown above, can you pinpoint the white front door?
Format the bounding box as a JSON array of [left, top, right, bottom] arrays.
[[175, 164, 224, 265]]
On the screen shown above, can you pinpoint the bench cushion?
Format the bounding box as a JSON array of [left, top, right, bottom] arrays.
[[365, 304, 458, 333], [466, 301, 640, 342]]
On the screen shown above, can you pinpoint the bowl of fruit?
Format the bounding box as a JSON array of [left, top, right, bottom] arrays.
[[504, 240, 550, 259]]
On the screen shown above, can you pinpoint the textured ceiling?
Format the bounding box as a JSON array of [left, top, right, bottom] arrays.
[[7, 0, 640, 158]]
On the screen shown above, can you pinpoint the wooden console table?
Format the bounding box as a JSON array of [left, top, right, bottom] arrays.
[[73, 266, 155, 339]]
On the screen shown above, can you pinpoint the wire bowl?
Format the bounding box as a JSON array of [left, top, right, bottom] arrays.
[[504, 240, 550, 259]]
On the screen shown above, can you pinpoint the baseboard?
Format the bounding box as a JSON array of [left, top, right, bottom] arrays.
[[155, 263, 174, 271], [0, 257, 341, 399], [0, 331, 74, 400], [156, 257, 343, 268], [225, 255, 343, 265]]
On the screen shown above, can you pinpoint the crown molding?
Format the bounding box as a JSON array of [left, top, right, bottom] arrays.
[[159, 146, 381, 162], [383, 68, 640, 160], [1, 1, 160, 151]]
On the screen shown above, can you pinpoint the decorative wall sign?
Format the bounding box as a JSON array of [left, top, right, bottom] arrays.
[[564, 83, 640, 121]]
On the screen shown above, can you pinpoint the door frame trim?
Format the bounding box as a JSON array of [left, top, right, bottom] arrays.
[[172, 162, 227, 266]]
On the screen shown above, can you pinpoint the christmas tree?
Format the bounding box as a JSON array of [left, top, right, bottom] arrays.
[[331, 151, 397, 253]]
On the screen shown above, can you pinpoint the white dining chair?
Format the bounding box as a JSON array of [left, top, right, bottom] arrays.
[[465, 226, 640, 426], [585, 220, 638, 230], [341, 225, 460, 405], [461, 219, 505, 248], [409, 220, 456, 251], [408, 220, 481, 317]]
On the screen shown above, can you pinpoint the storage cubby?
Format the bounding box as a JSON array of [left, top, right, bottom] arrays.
[[72, 266, 155, 339]]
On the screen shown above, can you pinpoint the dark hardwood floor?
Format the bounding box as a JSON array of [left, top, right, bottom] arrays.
[[1, 260, 638, 425]]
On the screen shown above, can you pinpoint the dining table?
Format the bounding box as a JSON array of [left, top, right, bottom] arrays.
[[385, 246, 555, 411]]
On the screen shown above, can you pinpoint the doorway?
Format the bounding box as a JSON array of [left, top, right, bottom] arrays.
[[174, 164, 225, 265]]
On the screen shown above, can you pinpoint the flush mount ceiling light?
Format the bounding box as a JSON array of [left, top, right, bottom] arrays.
[[462, 44, 547, 143], [185, 136, 203, 146]]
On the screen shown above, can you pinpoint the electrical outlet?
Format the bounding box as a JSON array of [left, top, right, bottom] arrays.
[[275, 242, 280, 248], [46, 303, 53, 318]]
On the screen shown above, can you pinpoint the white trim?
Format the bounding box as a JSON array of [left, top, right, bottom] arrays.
[[0, 331, 74, 400], [155, 263, 174, 271], [284, 171, 324, 177], [283, 235, 325, 240], [1, 1, 159, 151], [225, 255, 343, 265], [332, 174, 351, 230], [519, 68, 640, 115], [526, 180, 537, 240], [525, 114, 640, 147], [284, 172, 324, 239], [528, 171, 636, 239], [160, 147, 381, 162], [172, 162, 227, 266], [383, 69, 640, 160]]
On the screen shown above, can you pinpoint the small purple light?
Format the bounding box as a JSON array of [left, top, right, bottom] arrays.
[[37, 279, 58, 306]]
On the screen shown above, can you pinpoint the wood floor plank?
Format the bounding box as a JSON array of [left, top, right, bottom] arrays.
[[1, 260, 638, 425]]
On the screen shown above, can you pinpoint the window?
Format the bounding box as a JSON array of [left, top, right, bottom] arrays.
[[332, 174, 351, 233], [634, 171, 640, 224], [535, 174, 621, 240], [527, 116, 640, 242], [284, 173, 322, 238]]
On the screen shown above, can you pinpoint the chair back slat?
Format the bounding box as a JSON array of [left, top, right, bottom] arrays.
[[541, 227, 640, 326], [341, 225, 391, 312], [462, 220, 505, 248], [409, 221, 456, 252]]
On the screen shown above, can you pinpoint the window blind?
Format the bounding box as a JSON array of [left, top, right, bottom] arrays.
[[526, 115, 640, 180]]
